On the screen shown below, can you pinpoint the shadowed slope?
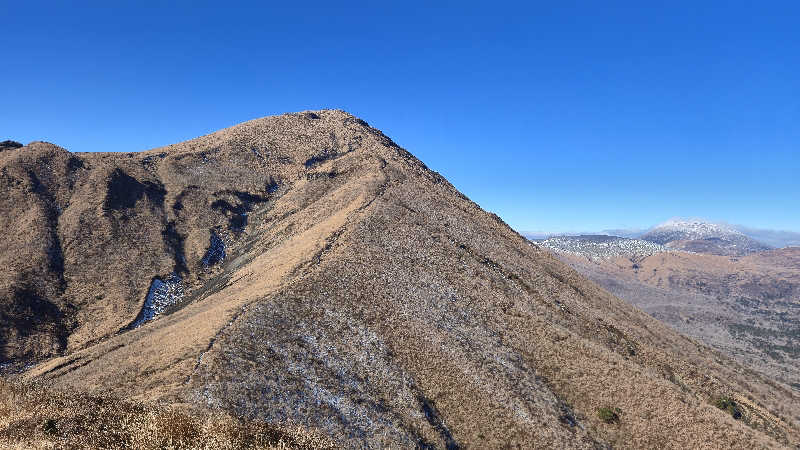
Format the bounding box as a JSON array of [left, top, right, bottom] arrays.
[[2, 111, 799, 448]]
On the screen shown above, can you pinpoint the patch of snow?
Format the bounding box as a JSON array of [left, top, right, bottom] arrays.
[[537, 235, 668, 260], [202, 231, 226, 267], [132, 274, 184, 328]]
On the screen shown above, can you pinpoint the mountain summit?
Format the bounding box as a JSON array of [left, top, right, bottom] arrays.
[[641, 219, 772, 256], [2, 111, 798, 447]]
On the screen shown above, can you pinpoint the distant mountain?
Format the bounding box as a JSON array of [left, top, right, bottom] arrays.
[[642, 219, 747, 244], [520, 231, 595, 240], [640, 219, 771, 256], [525, 221, 800, 252], [520, 231, 552, 240], [0, 140, 23, 151]]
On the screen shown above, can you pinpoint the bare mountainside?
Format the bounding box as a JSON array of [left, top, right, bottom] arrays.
[[2, 110, 800, 448], [547, 238, 800, 390]]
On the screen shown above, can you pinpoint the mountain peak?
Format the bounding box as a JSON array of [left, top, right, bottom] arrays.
[[651, 219, 743, 238], [2, 113, 796, 447], [642, 218, 770, 256]]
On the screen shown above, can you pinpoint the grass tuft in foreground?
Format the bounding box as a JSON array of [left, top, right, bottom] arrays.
[[0, 379, 334, 449]]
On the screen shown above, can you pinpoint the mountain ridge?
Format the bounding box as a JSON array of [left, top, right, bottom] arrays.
[[2, 110, 799, 448]]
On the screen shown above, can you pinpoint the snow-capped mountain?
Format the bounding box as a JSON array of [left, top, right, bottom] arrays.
[[641, 219, 742, 244], [641, 219, 771, 256]]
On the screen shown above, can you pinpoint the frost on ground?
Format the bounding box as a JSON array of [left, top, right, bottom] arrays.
[[536, 235, 668, 260], [194, 303, 426, 448], [129, 229, 226, 330], [191, 260, 586, 448], [202, 231, 226, 267], [131, 274, 184, 328]]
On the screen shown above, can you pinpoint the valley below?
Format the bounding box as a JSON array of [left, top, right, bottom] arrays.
[[538, 235, 800, 390]]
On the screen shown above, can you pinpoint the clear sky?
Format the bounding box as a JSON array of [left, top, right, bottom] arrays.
[[3, 1, 798, 233]]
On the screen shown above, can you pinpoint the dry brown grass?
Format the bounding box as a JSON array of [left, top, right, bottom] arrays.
[[3, 110, 800, 447], [0, 379, 334, 449]]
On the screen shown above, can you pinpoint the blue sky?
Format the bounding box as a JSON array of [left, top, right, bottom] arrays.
[[2, 1, 798, 233]]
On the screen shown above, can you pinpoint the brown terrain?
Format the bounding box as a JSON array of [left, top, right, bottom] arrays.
[[2, 110, 800, 448], [555, 247, 800, 392], [0, 379, 334, 449]]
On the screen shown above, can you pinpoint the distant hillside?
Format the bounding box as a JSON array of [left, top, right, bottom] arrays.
[[543, 240, 800, 394], [0, 140, 23, 151], [641, 219, 772, 256]]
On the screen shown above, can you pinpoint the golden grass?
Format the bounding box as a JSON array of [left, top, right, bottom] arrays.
[[5, 110, 799, 447], [0, 379, 334, 449]]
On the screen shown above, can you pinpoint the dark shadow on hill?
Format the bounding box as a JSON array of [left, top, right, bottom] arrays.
[[104, 169, 166, 212], [0, 280, 72, 362], [26, 170, 66, 290], [211, 189, 274, 232], [416, 392, 460, 450], [163, 221, 188, 275]]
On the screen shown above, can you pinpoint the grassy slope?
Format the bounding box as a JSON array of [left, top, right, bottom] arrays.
[[2, 110, 799, 447], [0, 379, 333, 449]]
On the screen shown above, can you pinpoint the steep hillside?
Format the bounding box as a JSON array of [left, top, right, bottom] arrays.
[[641, 220, 772, 256], [2, 111, 799, 448]]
